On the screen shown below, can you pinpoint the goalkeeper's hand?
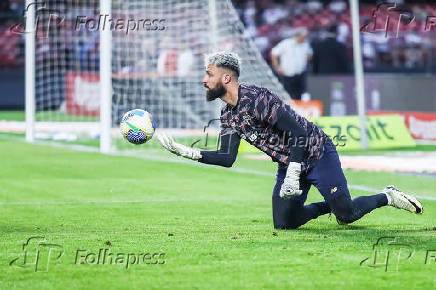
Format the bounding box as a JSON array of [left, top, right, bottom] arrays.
[[279, 162, 303, 199], [156, 132, 202, 161]]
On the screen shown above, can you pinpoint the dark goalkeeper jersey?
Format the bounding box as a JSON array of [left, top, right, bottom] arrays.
[[199, 83, 333, 173]]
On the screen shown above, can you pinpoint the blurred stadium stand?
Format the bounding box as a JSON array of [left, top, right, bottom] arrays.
[[0, 0, 435, 112], [2, 0, 436, 73], [0, 0, 24, 70], [233, 0, 436, 73]]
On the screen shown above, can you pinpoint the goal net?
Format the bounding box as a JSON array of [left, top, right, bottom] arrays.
[[30, 0, 289, 150]]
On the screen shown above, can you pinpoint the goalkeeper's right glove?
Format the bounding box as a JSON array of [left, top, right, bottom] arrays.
[[279, 162, 303, 199], [156, 131, 202, 161]]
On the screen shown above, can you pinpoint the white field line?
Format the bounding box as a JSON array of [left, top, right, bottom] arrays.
[[0, 121, 219, 137], [1, 135, 435, 205], [0, 198, 265, 206]]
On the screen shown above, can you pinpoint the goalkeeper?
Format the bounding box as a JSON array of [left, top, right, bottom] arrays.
[[156, 51, 423, 229]]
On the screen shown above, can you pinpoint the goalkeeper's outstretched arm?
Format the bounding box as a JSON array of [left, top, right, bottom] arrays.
[[156, 131, 241, 168], [198, 131, 240, 167]]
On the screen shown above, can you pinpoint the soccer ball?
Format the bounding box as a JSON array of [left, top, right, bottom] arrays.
[[120, 109, 156, 144]]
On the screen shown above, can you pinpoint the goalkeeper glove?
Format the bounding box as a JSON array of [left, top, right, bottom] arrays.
[[279, 162, 303, 199], [156, 132, 202, 161]]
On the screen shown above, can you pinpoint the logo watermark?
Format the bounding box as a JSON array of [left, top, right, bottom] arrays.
[[9, 236, 64, 272], [361, 1, 436, 38], [9, 1, 64, 38], [360, 236, 436, 272]]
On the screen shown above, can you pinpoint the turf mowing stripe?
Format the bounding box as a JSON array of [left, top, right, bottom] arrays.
[[228, 169, 436, 201], [2, 136, 435, 203], [0, 198, 266, 206], [1, 194, 435, 206]]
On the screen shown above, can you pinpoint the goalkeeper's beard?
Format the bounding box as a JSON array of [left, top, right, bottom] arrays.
[[205, 83, 226, 102]]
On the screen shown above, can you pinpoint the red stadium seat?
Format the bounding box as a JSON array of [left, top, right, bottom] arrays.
[[0, 30, 20, 67]]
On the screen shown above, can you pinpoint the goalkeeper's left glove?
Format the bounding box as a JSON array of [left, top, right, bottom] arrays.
[[156, 132, 202, 161], [279, 162, 303, 199]]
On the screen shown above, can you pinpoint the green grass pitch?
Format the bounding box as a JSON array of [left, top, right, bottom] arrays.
[[1, 139, 436, 289]]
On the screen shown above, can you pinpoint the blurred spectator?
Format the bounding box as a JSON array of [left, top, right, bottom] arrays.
[[306, 0, 322, 14], [329, 0, 347, 14], [362, 33, 378, 68], [262, 4, 289, 25], [177, 46, 194, 77], [336, 21, 350, 44], [312, 25, 349, 74], [271, 27, 312, 100], [157, 44, 194, 77], [404, 29, 424, 68]]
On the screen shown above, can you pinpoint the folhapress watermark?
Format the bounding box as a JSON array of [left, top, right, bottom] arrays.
[[10, 1, 166, 38], [75, 15, 166, 35], [10, 236, 166, 272], [75, 249, 165, 269]]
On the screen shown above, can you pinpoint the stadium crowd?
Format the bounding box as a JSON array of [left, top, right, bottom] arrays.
[[0, 0, 24, 69], [234, 0, 436, 73], [1, 0, 436, 73]]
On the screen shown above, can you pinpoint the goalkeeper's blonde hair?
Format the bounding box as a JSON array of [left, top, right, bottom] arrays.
[[204, 51, 241, 77]]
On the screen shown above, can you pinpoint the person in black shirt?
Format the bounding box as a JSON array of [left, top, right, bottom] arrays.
[[312, 25, 350, 75]]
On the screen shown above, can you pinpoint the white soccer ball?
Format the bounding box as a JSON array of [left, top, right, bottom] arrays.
[[120, 109, 156, 144]]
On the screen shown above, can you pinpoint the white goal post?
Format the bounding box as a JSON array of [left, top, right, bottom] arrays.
[[99, 0, 112, 153], [25, 0, 36, 143]]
